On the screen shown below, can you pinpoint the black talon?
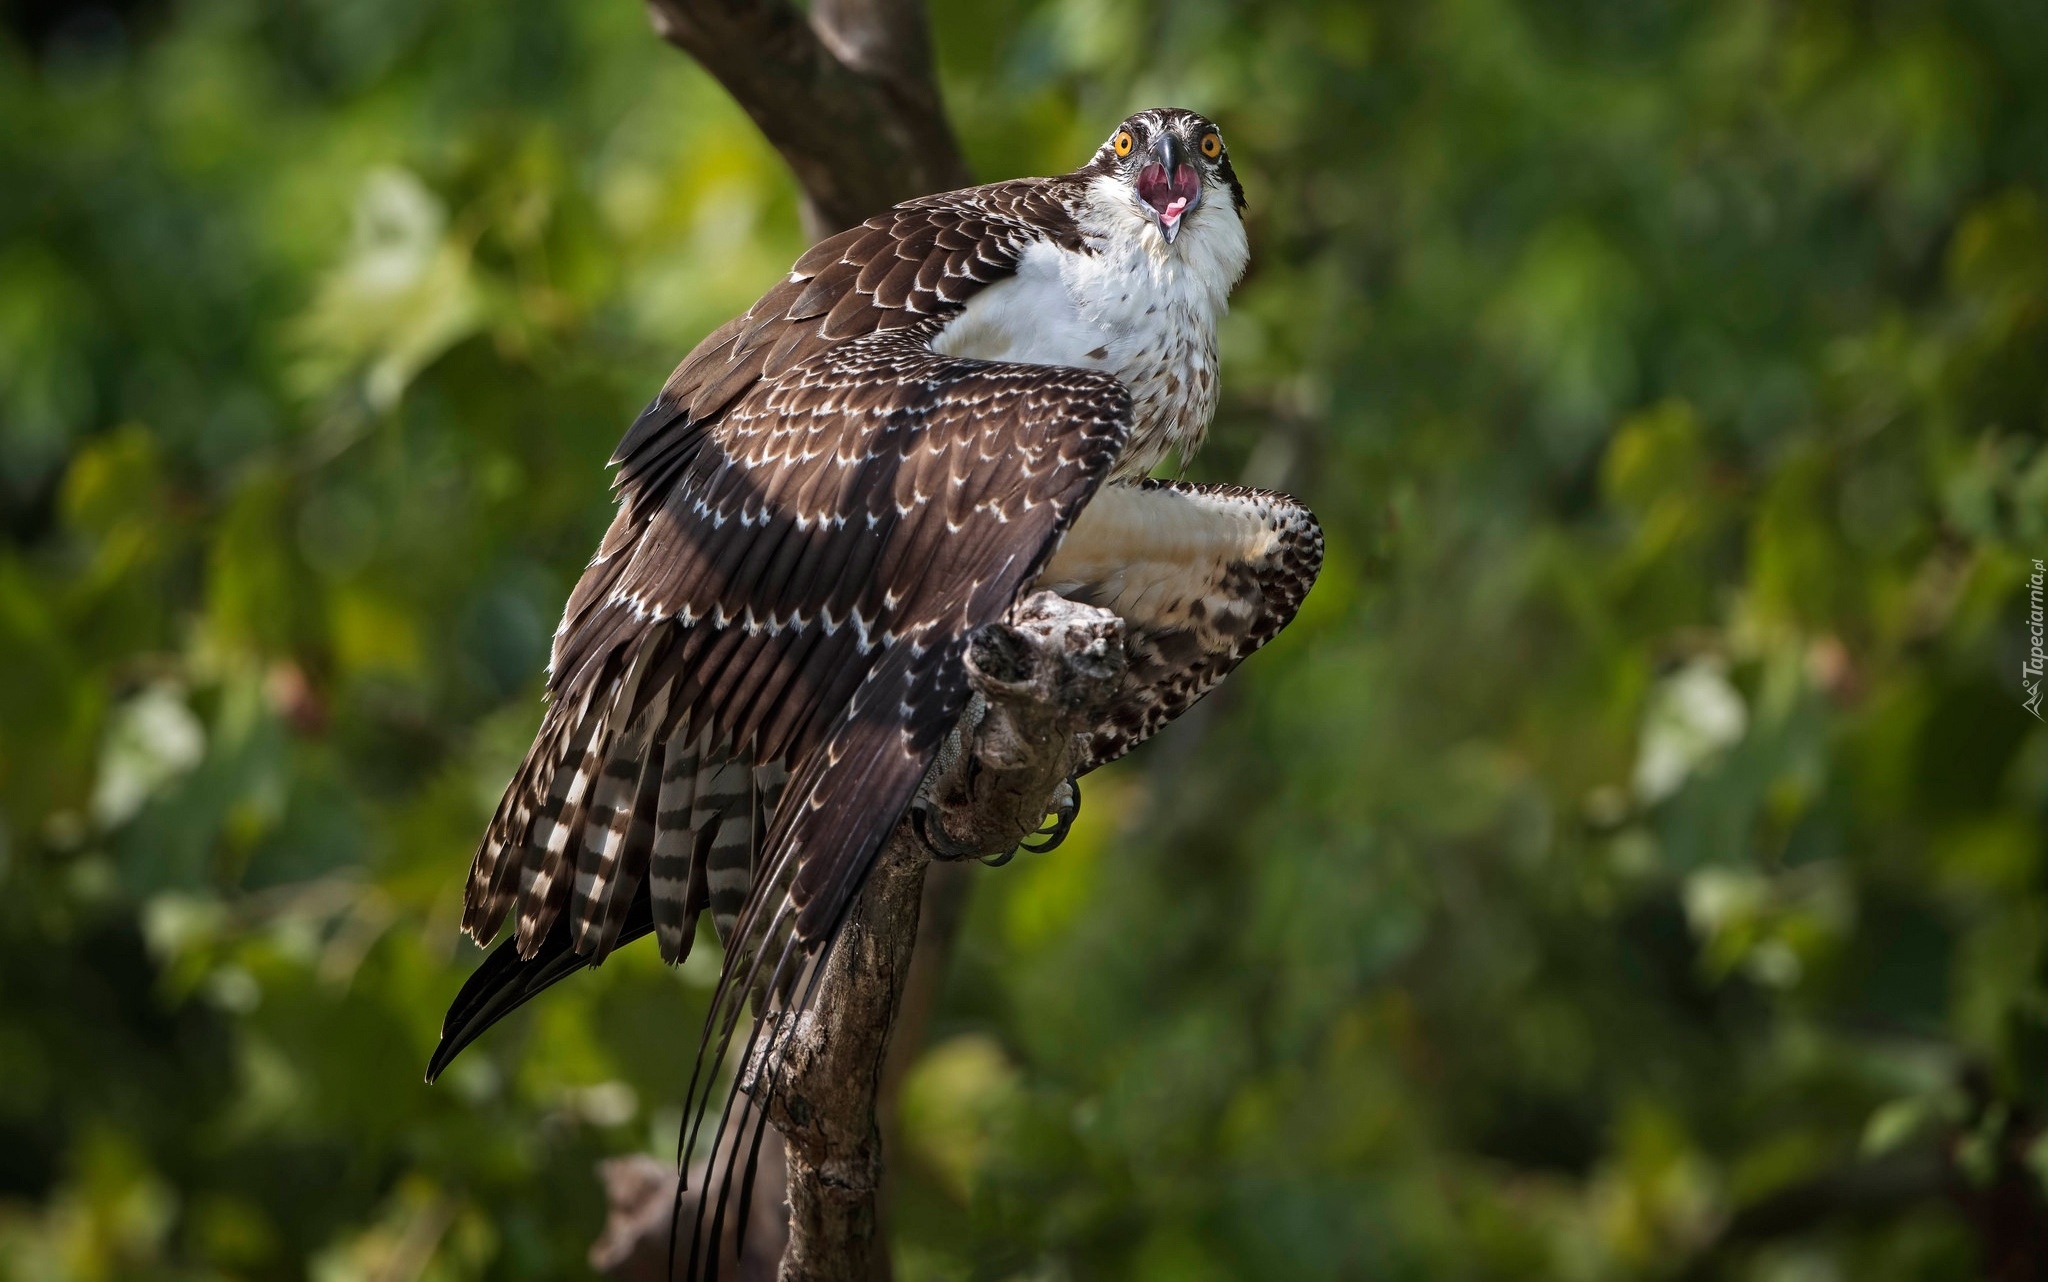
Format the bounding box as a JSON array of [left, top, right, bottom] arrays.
[[1020, 777, 1081, 853], [913, 801, 981, 861], [923, 776, 1083, 864]]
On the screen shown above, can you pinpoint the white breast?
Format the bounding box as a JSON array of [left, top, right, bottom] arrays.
[[929, 191, 1245, 478], [928, 241, 1111, 371]]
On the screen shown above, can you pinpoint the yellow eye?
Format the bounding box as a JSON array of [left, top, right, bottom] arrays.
[[1113, 131, 1134, 157], [1200, 132, 1222, 159]]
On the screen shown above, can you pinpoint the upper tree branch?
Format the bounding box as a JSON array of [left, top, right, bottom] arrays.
[[642, 0, 971, 235]]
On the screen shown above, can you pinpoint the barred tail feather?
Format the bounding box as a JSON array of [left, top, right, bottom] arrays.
[[464, 671, 606, 948], [651, 723, 710, 962], [698, 758, 755, 948], [584, 732, 666, 959], [514, 706, 607, 959], [569, 680, 671, 957], [461, 711, 559, 946]]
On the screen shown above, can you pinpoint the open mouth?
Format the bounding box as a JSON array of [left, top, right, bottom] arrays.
[[1137, 160, 1201, 243]]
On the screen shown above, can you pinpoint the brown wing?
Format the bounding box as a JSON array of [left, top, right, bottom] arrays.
[[597, 178, 1085, 553], [1035, 479, 1325, 772], [457, 204, 1131, 973], [455, 178, 1094, 959], [580, 333, 1129, 932], [433, 178, 1119, 1088]]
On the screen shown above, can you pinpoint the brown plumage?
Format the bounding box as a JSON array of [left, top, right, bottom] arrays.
[[428, 123, 1323, 1272], [456, 181, 1119, 972]]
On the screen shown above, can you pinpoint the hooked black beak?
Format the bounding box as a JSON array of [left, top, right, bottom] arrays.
[[1135, 133, 1202, 245]]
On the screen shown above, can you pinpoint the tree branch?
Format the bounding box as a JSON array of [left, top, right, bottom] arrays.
[[641, 0, 970, 235], [755, 593, 1124, 1281]]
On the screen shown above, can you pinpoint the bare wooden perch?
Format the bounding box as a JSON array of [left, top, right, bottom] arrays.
[[759, 593, 1124, 1280], [591, 596, 1126, 1280]]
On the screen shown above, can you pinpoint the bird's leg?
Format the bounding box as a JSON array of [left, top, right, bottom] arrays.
[[922, 769, 1076, 864], [910, 594, 1124, 864]]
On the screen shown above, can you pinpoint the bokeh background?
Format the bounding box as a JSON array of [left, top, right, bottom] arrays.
[[4, 0, 2048, 1277]]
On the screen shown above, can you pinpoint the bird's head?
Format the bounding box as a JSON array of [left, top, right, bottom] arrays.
[[1083, 108, 1246, 250]]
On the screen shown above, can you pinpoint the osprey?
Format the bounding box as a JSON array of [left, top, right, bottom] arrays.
[[429, 105, 1321, 1137]]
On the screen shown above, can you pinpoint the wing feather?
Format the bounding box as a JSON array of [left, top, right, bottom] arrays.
[[790, 261, 857, 320], [447, 173, 1110, 1064], [1035, 480, 1326, 772], [760, 321, 826, 380], [689, 352, 766, 423], [820, 286, 881, 340], [617, 346, 1124, 964]]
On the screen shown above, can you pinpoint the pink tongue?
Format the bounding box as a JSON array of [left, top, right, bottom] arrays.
[[1137, 162, 1199, 218]]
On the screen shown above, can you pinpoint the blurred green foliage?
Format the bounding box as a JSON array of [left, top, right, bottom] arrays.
[[2, 0, 2046, 1277]]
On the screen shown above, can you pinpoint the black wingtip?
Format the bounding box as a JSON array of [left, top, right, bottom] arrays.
[[425, 932, 540, 1085], [423, 1040, 460, 1085], [425, 1008, 486, 1084], [425, 889, 656, 1084]]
